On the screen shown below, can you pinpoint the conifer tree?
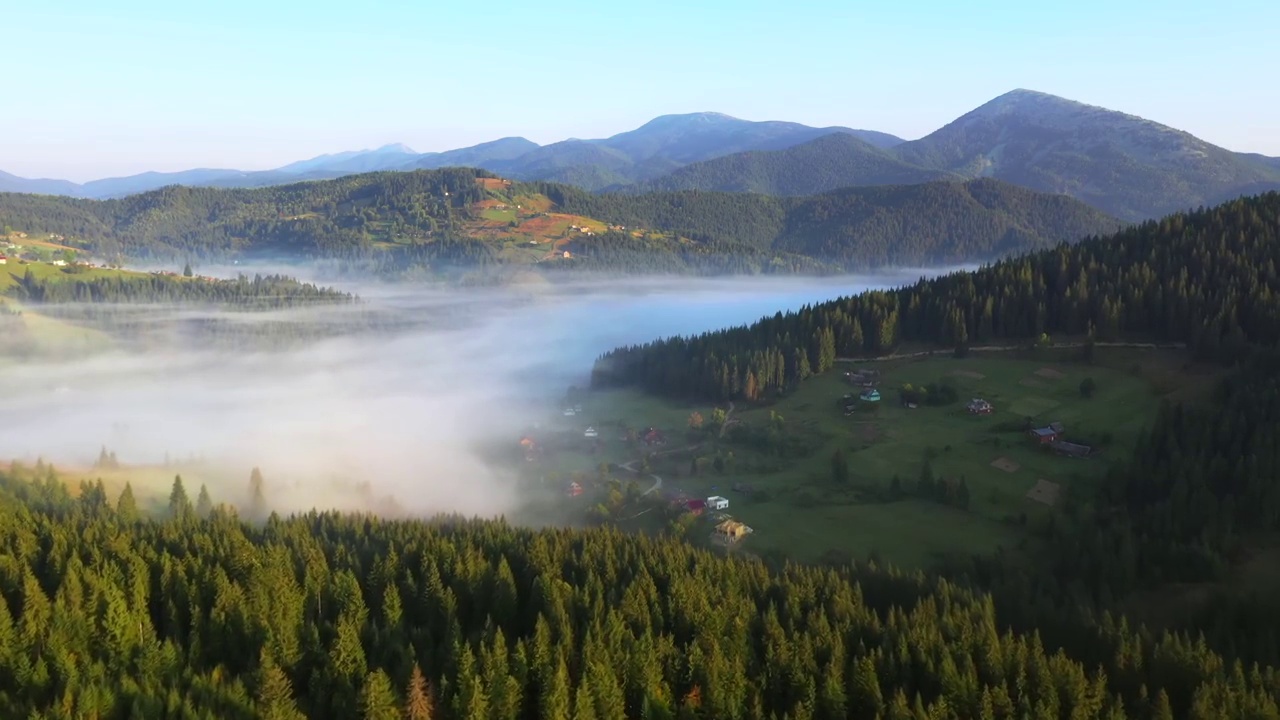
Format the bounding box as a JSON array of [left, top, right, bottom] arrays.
[[359, 670, 401, 720], [167, 475, 192, 521], [404, 664, 434, 720], [195, 484, 213, 519], [116, 482, 138, 522]]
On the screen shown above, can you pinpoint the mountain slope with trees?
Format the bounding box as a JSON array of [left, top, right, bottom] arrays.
[[2, 463, 1279, 719], [632, 133, 958, 196], [889, 89, 1280, 221], [0, 169, 1122, 274]]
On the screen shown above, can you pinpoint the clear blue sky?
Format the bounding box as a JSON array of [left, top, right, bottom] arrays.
[[3, 0, 1277, 181]]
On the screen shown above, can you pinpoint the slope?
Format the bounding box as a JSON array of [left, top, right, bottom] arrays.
[[0, 168, 1121, 274], [636, 132, 958, 195], [892, 88, 1280, 221]]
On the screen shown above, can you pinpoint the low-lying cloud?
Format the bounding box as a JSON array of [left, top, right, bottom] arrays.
[[0, 268, 963, 520]]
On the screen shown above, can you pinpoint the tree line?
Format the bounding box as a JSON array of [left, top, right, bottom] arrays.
[[591, 192, 1280, 402], [3, 463, 1280, 719]]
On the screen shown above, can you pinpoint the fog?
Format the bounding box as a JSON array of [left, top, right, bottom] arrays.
[[0, 268, 963, 520]]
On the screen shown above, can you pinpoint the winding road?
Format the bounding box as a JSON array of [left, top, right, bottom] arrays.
[[618, 401, 737, 498]]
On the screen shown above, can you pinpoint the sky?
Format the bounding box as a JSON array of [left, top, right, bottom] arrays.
[[3, 0, 1278, 181]]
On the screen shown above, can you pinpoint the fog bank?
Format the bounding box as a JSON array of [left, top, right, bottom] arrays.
[[0, 269, 963, 518]]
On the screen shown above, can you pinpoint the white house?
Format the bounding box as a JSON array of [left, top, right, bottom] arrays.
[[52, 260, 67, 267], [707, 496, 729, 511], [563, 408, 576, 416], [584, 427, 599, 438]]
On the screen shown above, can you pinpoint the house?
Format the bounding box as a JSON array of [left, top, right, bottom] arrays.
[[1048, 421, 1066, 434], [562, 251, 572, 259], [967, 398, 993, 415], [52, 260, 67, 267], [0, 255, 6, 265], [714, 519, 753, 543], [568, 481, 584, 497], [707, 496, 729, 511], [684, 499, 706, 516], [1029, 426, 1059, 444], [563, 408, 576, 416], [519, 437, 536, 449], [584, 427, 599, 438], [860, 388, 881, 402], [642, 427, 666, 446]]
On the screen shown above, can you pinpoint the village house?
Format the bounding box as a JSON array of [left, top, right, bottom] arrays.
[[51, 260, 67, 267], [642, 427, 666, 446], [860, 388, 881, 402], [707, 495, 729, 511], [1029, 422, 1065, 444], [967, 398, 994, 415], [583, 427, 599, 439], [0, 255, 6, 265], [684, 499, 706, 516], [568, 481, 584, 497], [714, 519, 753, 544]]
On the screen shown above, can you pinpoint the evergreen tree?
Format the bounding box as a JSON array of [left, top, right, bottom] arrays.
[[359, 670, 401, 720], [404, 664, 434, 720], [195, 484, 213, 519], [167, 475, 192, 521], [116, 482, 139, 522]]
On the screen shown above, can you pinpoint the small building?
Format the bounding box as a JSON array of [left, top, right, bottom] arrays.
[[642, 427, 666, 446], [684, 499, 706, 516], [707, 495, 729, 511], [967, 398, 993, 415], [583, 427, 598, 439], [562, 250, 572, 259], [568, 481, 584, 497], [0, 255, 6, 265], [52, 260, 67, 267], [563, 408, 576, 416], [714, 519, 753, 543], [860, 388, 881, 402], [1029, 426, 1059, 444]]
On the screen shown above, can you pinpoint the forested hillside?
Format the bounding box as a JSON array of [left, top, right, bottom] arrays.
[[3, 465, 1280, 719], [545, 178, 1122, 267], [634, 133, 957, 196], [0, 169, 1120, 274], [592, 191, 1280, 669]]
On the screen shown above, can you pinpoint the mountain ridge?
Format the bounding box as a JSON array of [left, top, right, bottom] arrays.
[[3, 93, 1277, 221]]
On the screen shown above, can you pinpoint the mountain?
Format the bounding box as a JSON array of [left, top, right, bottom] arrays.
[[275, 143, 419, 175], [486, 113, 905, 189], [595, 111, 902, 163], [0, 170, 83, 197], [634, 132, 958, 195], [891, 88, 1280, 220], [0, 113, 906, 197], [404, 137, 541, 170], [0, 168, 1119, 273]]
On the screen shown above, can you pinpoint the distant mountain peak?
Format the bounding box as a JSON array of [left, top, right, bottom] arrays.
[[375, 143, 415, 154]]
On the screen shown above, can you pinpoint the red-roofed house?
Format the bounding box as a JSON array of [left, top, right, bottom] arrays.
[[685, 499, 706, 516]]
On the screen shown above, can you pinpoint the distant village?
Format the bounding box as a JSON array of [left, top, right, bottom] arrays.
[[515, 396, 756, 552]]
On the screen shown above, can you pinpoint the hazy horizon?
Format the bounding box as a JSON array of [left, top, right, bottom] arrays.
[[3, 0, 1278, 181]]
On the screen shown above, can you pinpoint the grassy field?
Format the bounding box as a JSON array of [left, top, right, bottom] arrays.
[[531, 347, 1211, 569]]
